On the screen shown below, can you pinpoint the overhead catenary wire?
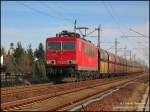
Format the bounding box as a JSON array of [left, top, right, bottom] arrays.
[[108, 2, 128, 32], [107, 45, 115, 51], [129, 28, 149, 39], [17, 2, 73, 25], [102, 1, 126, 37], [86, 29, 97, 36], [109, 3, 149, 57], [38, 2, 73, 22], [102, 2, 148, 63]]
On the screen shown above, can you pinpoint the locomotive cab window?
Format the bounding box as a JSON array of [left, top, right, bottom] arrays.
[[62, 42, 75, 50], [47, 42, 61, 50]]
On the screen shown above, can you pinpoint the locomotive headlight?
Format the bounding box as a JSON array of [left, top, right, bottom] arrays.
[[68, 60, 76, 64], [46, 60, 50, 64], [47, 60, 56, 65]]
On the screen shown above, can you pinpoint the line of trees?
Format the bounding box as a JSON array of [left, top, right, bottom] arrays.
[[1, 42, 46, 80]]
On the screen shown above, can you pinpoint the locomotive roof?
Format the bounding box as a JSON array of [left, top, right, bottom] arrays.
[[47, 34, 96, 46], [59, 30, 95, 45]]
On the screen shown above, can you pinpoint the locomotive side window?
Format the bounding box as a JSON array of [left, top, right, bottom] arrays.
[[47, 42, 61, 50], [62, 42, 75, 50], [84, 44, 96, 56]]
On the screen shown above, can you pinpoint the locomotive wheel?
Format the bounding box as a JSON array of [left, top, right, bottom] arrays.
[[108, 74, 110, 78], [75, 71, 80, 82]]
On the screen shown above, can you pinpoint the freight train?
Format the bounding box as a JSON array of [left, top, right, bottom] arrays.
[[45, 31, 144, 81]]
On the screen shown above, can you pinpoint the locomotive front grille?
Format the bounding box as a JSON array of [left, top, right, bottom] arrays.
[[47, 60, 76, 65]]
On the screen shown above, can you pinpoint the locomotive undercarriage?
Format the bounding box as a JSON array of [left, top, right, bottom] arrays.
[[46, 65, 129, 83], [46, 65, 101, 82]]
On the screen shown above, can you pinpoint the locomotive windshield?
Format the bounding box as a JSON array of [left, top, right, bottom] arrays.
[[47, 41, 75, 50], [62, 42, 75, 50], [47, 42, 61, 50]]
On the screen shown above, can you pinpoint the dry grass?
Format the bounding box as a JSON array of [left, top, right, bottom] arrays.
[[81, 75, 149, 111], [121, 82, 148, 111]]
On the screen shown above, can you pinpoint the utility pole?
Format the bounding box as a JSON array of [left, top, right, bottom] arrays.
[[124, 46, 127, 59], [133, 54, 136, 62], [95, 25, 101, 50], [74, 22, 101, 49], [74, 20, 77, 37], [129, 50, 132, 61], [115, 38, 118, 55], [113, 38, 120, 55]]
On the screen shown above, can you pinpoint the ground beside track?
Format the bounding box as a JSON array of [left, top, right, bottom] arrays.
[[1, 73, 148, 111], [80, 73, 149, 111], [1, 74, 141, 104], [145, 97, 149, 111]]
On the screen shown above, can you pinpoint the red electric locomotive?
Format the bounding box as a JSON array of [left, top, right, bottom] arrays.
[[45, 31, 99, 81], [45, 30, 145, 82]]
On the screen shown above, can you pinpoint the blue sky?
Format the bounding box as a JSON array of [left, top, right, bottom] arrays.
[[1, 1, 149, 65]]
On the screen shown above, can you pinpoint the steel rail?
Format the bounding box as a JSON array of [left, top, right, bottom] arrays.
[[1, 73, 146, 111]]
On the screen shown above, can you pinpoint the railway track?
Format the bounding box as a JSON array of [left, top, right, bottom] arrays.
[[1, 74, 141, 103], [1, 83, 53, 94], [1, 83, 54, 102], [61, 74, 149, 111], [1, 76, 123, 103], [1, 73, 147, 111], [1, 73, 142, 97]]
